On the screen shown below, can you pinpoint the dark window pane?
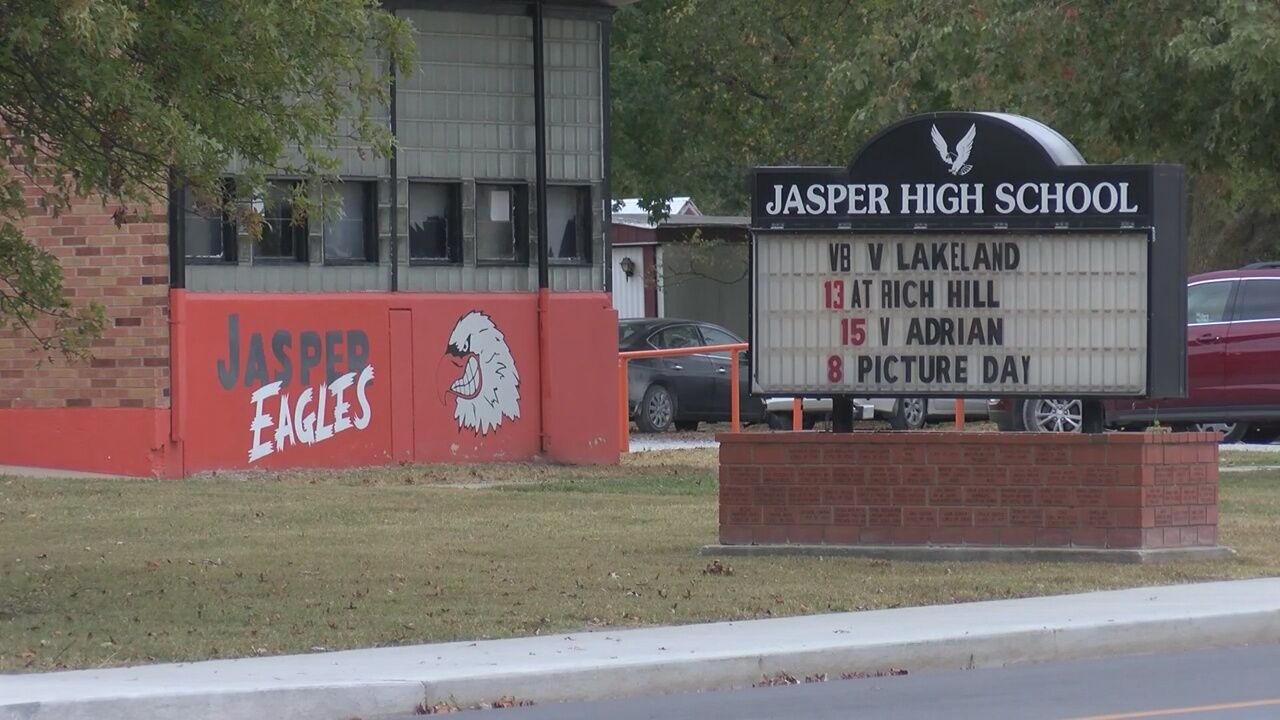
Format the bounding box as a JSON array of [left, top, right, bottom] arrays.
[[323, 182, 372, 262], [700, 327, 740, 346], [1188, 282, 1233, 324], [257, 182, 307, 261], [184, 207, 222, 258], [409, 183, 457, 261], [699, 326, 741, 358], [651, 325, 700, 350], [183, 181, 234, 261], [548, 186, 590, 263], [1234, 280, 1280, 321], [477, 184, 521, 262]]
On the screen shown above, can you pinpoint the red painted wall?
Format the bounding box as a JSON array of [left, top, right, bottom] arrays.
[[174, 291, 618, 474], [0, 407, 175, 477]]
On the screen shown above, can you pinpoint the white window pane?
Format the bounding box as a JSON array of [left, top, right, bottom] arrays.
[[324, 183, 368, 262], [478, 185, 517, 261]]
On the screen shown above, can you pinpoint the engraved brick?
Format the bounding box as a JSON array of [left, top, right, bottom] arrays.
[[928, 486, 963, 506], [903, 507, 937, 526], [1044, 508, 1077, 528], [857, 486, 892, 506], [787, 486, 822, 505], [936, 466, 973, 486], [1010, 508, 1043, 526], [893, 486, 928, 505], [868, 507, 902, 526], [822, 487, 857, 505], [796, 506, 832, 525], [833, 506, 867, 525], [865, 466, 900, 485], [999, 487, 1035, 506], [900, 466, 937, 485], [973, 508, 1009, 526], [1038, 487, 1074, 507]]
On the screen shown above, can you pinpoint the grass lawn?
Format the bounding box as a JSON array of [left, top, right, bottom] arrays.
[[1219, 449, 1280, 467], [3, 450, 1279, 672]]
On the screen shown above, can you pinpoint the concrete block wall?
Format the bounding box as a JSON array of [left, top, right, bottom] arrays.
[[717, 432, 1221, 550]]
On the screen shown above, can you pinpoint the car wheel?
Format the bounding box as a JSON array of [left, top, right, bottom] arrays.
[[1246, 425, 1280, 445], [889, 398, 927, 430], [635, 385, 675, 433], [1021, 398, 1083, 433], [674, 420, 699, 432], [1193, 422, 1250, 444]]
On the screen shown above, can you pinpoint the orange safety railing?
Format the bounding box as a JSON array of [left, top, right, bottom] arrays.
[[618, 342, 749, 451]]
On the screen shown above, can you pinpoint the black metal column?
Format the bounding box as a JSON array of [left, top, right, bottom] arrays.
[[388, 8, 399, 292], [831, 395, 854, 433], [1082, 399, 1106, 434], [533, 0, 550, 290], [166, 171, 185, 290]]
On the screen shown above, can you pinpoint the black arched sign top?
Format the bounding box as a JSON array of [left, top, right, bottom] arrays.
[[752, 111, 1181, 231]]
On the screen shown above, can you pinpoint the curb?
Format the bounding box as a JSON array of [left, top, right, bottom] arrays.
[[5, 579, 1280, 720]]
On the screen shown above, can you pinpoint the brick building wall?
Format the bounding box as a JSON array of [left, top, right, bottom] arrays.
[[717, 431, 1222, 552], [0, 175, 170, 410]]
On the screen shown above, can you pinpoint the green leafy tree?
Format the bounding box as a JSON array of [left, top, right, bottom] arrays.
[[0, 0, 412, 357], [611, 0, 1280, 268]]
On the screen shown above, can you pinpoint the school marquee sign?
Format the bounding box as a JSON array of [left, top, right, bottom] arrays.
[[750, 112, 1187, 399]]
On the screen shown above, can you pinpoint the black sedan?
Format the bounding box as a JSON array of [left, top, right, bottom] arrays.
[[620, 318, 767, 433]]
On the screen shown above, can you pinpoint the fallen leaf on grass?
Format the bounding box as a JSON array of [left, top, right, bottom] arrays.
[[841, 668, 909, 680], [753, 672, 829, 687], [416, 696, 535, 714], [703, 560, 733, 576]]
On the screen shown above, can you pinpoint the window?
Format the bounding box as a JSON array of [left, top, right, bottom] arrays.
[[323, 181, 377, 263], [547, 186, 592, 263], [182, 180, 236, 263], [476, 183, 527, 263], [650, 325, 701, 350], [1233, 279, 1280, 322], [256, 181, 308, 262], [409, 182, 460, 263], [699, 325, 742, 358], [1188, 281, 1234, 324]]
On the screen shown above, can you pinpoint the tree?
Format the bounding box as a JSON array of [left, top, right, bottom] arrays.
[[0, 0, 412, 357], [610, 0, 1280, 269]]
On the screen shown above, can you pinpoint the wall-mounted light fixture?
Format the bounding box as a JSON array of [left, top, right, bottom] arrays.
[[619, 256, 636, 278]]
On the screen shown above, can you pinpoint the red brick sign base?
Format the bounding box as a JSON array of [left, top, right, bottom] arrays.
[[714, 431, 1229, 561]]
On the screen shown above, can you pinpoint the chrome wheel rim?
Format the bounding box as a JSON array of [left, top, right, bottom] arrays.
[[646, 390, 673, 429], [903, 398, 925, 427], [1194, 422, 1237, 438], [1032, 399, 1082, 433]]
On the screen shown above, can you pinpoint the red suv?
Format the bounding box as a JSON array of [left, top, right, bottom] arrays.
[[992, 263, 1280, 443]]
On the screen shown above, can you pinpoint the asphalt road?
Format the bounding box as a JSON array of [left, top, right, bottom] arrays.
[[415, 643, 1280, 720]]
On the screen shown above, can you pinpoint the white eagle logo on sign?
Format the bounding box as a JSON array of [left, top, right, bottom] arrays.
[[437, 311, 521, 435], [930, 123, 977, 176]]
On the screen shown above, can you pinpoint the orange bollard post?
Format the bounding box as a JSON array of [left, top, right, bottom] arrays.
[[954, 398, 964, 431], [792, 397, 803, 431], [618, 358, 630, 452], [730, 350, 741, 432]]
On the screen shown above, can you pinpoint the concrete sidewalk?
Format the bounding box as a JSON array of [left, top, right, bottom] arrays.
[[4, 578, 1280, 720]]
